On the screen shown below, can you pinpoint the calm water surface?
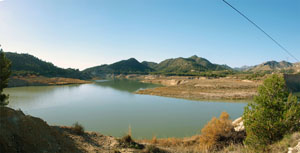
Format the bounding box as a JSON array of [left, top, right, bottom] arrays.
[[5, 79, 247, 139]]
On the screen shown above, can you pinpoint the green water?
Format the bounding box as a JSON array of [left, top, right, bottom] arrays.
[[5, 79, 247, 139]]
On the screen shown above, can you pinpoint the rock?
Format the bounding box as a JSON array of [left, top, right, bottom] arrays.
[[242, 80, 253, 83], [288, 141, 300, 153], [232, 117, 244, 132]]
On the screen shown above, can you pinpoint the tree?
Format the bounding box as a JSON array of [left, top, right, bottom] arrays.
[[0, 47, 11, 106], [243, 74, 300, 149]]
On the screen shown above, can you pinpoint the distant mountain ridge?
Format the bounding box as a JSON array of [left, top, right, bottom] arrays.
[[5, 52, 91, 80], [5, 52, 300, 80]]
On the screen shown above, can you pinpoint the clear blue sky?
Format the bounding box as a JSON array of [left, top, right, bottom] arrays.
[[0, 0, 299, 70]]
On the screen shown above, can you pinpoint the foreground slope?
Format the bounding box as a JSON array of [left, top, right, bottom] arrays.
[[0, 107, 166, 153]]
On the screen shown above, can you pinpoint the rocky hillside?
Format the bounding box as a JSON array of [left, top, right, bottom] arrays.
[[246, 61, 293, 72], [0, 107, 166, 153], [242, 60, 300, 73]]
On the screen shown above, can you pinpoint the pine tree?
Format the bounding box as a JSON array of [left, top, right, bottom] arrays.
[[243, 74, 300, 149], [0, 47, 11, 106]]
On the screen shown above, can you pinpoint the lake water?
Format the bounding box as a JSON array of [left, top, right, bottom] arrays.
[[5, 79, 247, 139]]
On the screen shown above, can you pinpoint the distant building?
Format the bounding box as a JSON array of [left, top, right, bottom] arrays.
[[284, 74, 300, 92]]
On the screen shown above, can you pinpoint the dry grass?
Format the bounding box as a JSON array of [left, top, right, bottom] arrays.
[[143, 145, 168, 153], [269, 132, 300, 153], [218, 132, 300, 153]]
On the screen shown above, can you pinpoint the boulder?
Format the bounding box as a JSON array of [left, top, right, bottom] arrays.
[[232, 117, 244, 132]]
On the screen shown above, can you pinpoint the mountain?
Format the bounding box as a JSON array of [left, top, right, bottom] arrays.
[[141, 61, 158, 69], [246, 61, 293, 72], [154, 55, 231, 73], [83, 58, 153, 76], [234, 65, 254, 71], [5, 52, 91, 80]]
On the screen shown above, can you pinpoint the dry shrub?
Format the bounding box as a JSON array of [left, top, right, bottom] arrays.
[[152, 135, 158, 144], [199, 112, 244, 151], [121, 134, 133, 144], [120, 134, 144, 149], [72, 122, 84, 135]]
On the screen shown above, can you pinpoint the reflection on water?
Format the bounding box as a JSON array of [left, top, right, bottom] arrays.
[[5, 79, 247, 139], [5, 85, 82, 110], [94, 79, 161, 93]]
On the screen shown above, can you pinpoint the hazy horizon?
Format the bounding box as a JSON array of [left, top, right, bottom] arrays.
[[1, 0, 299, 70]]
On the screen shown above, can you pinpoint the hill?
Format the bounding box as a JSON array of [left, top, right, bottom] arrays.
[[246, 61, 293, 72], [83, 58, 153, 77], [154, 55, 231, 73], [5, 52, 91, 80]]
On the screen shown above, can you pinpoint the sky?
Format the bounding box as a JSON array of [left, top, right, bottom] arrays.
[[0, 0, 299, 70]]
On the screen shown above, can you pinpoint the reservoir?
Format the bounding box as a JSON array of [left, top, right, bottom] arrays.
[[5, 79, 246, 139]]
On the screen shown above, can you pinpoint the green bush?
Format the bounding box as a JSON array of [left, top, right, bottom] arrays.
[[243, 74, 300, 149], [119, 134, 145, 149], [72, 122, 85, 135], [0, 49, 11, 106]]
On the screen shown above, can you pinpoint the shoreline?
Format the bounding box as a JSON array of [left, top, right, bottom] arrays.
[[8, 76, 92, 88]]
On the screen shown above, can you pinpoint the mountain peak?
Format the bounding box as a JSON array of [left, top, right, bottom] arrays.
[[128, 58, 138, 61], [189, 55, 199, 59]]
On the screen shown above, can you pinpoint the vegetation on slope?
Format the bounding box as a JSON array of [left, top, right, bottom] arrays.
[[141, 61, 158, 69]]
